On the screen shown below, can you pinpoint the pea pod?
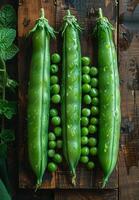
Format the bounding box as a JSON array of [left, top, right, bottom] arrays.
[[94, 8, 121, 187], [27, 8, 55, 187], [61, 10, 81, 185]]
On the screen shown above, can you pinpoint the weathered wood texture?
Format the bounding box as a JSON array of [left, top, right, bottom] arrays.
[[118, 0, 139, 200], [54, 189, 118, 200], [18, 0, 118, 190]]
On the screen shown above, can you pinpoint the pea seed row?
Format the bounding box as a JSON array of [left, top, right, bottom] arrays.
[[47, 53, 63, 173], [80, 56, 98, 170]]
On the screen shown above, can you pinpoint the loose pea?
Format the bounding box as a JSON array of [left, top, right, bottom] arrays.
[[92, 97, 99, 106], [81, 146, 89, 156], [50, 75, 58, 84], [90, 78, 98, 87], [82, 108, 91, 117], [51, 84, 60, 94], [82, 66, 90, 74], [54, 127, 62, 137], [88, 137, 97, 147], [47, 162, 57, 172], [56, 140, 63, 149], [53, 153, 62, 164], [81, 117, 89, 126], [90, 67, 98, 76], [49, 141, 56, 149], [91, 106, 99, 115], [90, 147, 98, 156], [80, 156, 89, 164], [81, 136, 88, 145], [51, 116, 61, 126], [81, 127, 89, 136], [48, 132, 56, 141], [51, 64, 58, 74], [81, 57, 91, 66], [51, 53, 61, 64], [87, 161, 95, 170], [50, 108, 58, 117], [82, 84, 91, 93], [90, 88, 98, 97], [83, 95, 91, 105], [51, 94, 61, 104], [82, 74, 91, 83], [90, 117, 98, 125], [88, 125, 97, 134], [48, 149, 55, 158]]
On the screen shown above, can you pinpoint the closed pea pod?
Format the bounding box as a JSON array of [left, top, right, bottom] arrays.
[[61, 10, 82, 185], [94, 8, 121, 187], [27, 8, 55, 187]]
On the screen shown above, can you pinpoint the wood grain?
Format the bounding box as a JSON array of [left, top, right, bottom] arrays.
[[18, 0, 118, 190], [54, 189, 118, 200]]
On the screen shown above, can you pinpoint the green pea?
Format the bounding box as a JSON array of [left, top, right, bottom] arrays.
[[49, 141, 56, 149], [87, 161, 95, 170], [51, 53, 61, 64], [50, 75, 58, 84], [50, 108, 58, 117], [80, 156, 89, 164], [82, 84, 91, 93], [90, 147, 98, 156], [54, 127, 62, 137], [91, 106, 99, 115], [51, 94, 61, 104], [53, 153, 62, 164], [51, 116, 61, 126], [90, 117, 98, 125], [81, 117, 89, 126], [56, 140, 63, 149], [88, 137, 97, 147], [51, 84, 60, 94], [51, 64, 58, 74], [90, 78, 98, 87], [90, 88, 98, 97], [81, 57, 91, 66], [88, 125, 97, 134], [90, 67, 98, 76], [48, 132, 56, 141], [82, 66, 90, 74], [81, 146, 89, 156], [92, 97, 99, 106], [81, 136, 88, 145], [82, 108, 91, 117], [47, 162, 57, 172], [81, 127, 89, 136], [82, 74, 91, 83], [83, 95, 91, 104], [48, 149, 55, 158]]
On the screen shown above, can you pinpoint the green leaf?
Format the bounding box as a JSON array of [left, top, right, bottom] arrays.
[[1, 43, 19, 61], [0, 129, 15, 143], [0, 143, 7, 159], [6, 78, 18, 92], [0, 28, 16, 50], [0, 179, 11, 200], [0, 4, 16, 29], [0, 100, 16, 119]]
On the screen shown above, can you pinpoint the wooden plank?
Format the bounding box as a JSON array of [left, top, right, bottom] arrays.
[[18, 0, 118, 190], [54, 189, 118, 200], [18, 0, 56, 189], [119, 0, 139, 199]]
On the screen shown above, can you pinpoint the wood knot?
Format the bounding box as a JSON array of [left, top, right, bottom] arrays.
[[23, 18, 30, 27]]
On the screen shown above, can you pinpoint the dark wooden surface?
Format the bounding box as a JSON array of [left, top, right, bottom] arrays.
[[1, 0, 138, 199], [18, 0, 118, 191]]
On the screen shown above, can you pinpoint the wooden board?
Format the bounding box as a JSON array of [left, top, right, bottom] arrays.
[[54, 189, 118, 200], [118, 0, 139, 199], [18, 0, 118, 191]]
